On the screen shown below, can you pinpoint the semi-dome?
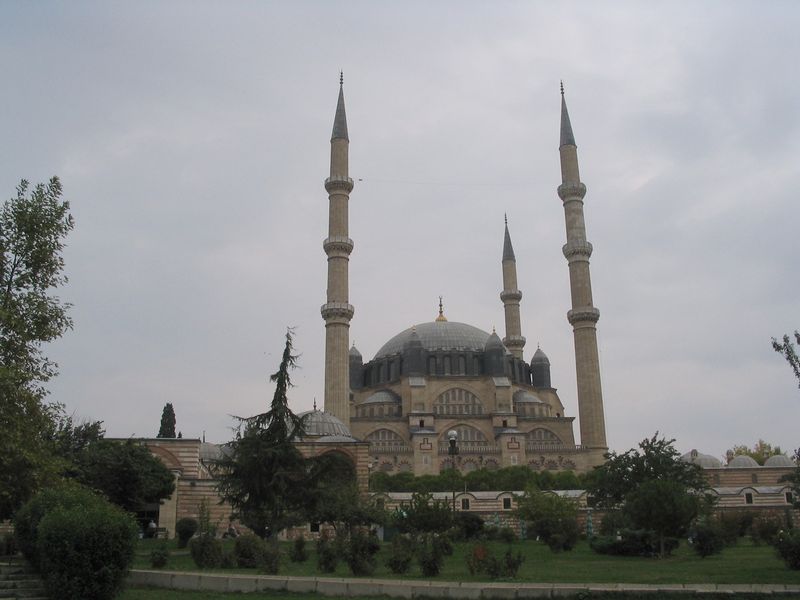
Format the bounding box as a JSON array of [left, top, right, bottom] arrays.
[[728, 455, 759, 468], [513, 390, 544, 404], [298, 409, 353, 438], [374, 321, 491, 360], [681, 449, 722, 469], [362, 390, 401, 404], [764, 454, 794, 467]]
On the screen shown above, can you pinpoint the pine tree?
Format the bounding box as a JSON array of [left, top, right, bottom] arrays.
[[772, 331, 800, 390], [157, 403, 176, 438]]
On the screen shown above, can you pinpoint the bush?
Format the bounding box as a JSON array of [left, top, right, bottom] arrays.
[[150, 543, 169, 568], [453, 512, 484, 540], [343, 529, 380, 576], [691, 521, 725, 558], [2, 532, 17, 557], [751, 515, 784, 546], [232, 534, 266, 568], [386, 534, 414, 575], [432, 533, 453, 556], [289, 535, 309, 563], [316, 532, 339, 573], [36, 498, 138, 600], [259, 545, 281, 574], [189, 535, 223, 568], [774, 528, 800, 570], [175, 517, 198, 549], [486, 549, 525, 580], [14, 482, 100, 570], [715, 512, 742, 546], [590, 529, 679, 558], [498, 526, 517, 544], [466, 543, 490, 575], [598, 510, 632, 536], [517, 491, 579, 552], [417, 535, 443, 577]]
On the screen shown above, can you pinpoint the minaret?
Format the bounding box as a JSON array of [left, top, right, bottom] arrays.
[[321, 73, 354, 423], [557, 84, 607, 449], [500, 215, 526, 360]]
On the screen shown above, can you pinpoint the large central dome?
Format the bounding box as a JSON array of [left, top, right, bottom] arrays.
[[374, 321, 492, 360]]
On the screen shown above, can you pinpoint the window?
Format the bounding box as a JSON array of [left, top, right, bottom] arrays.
[[787, 492, 794, 504], [423, 455, 430, 465], [419, 419, 425, 428], [511, 455, 518, 465], [310, 523, 320, 533], [434, 388, 484, 416], [502, 497, 512, 510], [751, 474, 758, 484], [526, 428, 563, 446], [502, 419, 508, 428], [745, 492, 753, 505], [461, 498, 470, 510]]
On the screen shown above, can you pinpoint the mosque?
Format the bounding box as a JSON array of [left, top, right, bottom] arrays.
[[314, 78, 608, 475]]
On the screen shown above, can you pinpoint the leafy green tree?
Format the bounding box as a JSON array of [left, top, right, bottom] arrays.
[[515, 489, 579, 552], [392, 492, 453, 535], [586, 433, 708, 508], [214, 329, 308, 543], [157, 402, 176, 438], [75, 439, 175, 513], [0, 177, 74, 519], [772, 331, 800, 390], [727, 439, 785, 465], [780, 448, 800, 509]]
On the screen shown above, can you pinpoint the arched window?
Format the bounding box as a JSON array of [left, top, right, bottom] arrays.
[[526, 428, 562, 446], [443, 356, 451, 375], [428, 356, 437, 375], [457, 356, 466, 374], [366, 429, 406, 450], [434, 388, 484, 416]]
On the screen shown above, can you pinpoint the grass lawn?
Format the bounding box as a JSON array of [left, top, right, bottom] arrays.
[[133, 537, 800, 586]]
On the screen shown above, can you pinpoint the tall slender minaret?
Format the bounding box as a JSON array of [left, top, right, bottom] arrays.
[[557, 84, 607, 449], [321, 74, 354, 423], [500, 215, 526, 360]]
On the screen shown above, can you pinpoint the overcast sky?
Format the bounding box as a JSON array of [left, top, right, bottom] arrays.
[[2, 1, 798, 460]]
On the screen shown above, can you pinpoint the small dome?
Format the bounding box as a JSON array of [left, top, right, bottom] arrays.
[[362, 390, 401, 405], [764, 454, 794, 467], [681, 450, 722, 469], [349, 344, 362, 358], [200, 442, 224, 461], [316, 434, 359, 443], [513, 390, 544, 404], [298, 409, 352, 438], [531, 347, 550, 365], [728, 455, 759, 468], [485, 330, 505, 351]]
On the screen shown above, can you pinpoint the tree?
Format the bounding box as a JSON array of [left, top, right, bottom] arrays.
[[0, 177, 74, 519], [515, 489, 579, 552], [391, 492, 453, 535], [727, 439, 784, 465], [75, 439, 175, 513], [157, 403, 176, 438], [780, 448, 800, 509], [586, 433, 708, 508], [214, 329, 308, 543], [772, 331, 800, 390]]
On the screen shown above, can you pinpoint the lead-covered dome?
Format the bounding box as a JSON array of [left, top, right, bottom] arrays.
[[728, 455, 759, 468], [764, 454, 794, 467], [298, 409, 354, 438], [374, 321, 491, 360], [681, 449, 722, 469]]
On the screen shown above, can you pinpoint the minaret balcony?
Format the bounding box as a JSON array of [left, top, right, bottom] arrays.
[[557, 182, 586, 201], [323, 236, 354, 255], [567, 307, 600, 326], [321, 302, 355, 322], [500, 289, 522, 302], [324, 176, 354, 193], [503, 335, 526, 348], [562, 240, 593, 260]]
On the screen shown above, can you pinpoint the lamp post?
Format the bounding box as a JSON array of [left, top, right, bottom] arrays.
[[448, 430, 459, 513]]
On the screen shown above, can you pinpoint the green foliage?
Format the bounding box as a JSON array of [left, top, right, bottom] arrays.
[[774, 528, 800, 570], [36, 493, 137, 600], [1, 531, 16, 556], [150, 543, 169, 568], [750, 514, 784, 546], [598, 510, 632, 536], [392, 491, 453, 534], [233, 534, 268, 568], [385, 533, 415, 574], [214, 329, 310, 541], [315, 532, 339, 573], [779, 449, 800, 509], [175, 517, 198, 549], [466, 543, 490, 575], [486, 549, 525, 580], [75, 438, 175, 512], [157, 403, 176, 438], [417, 534, 444, 577], [189, 535, 223, 569], [259, 544, 281, 574], [590, 529, 680, 558], [452, 511, 485, 540], [772, 331, 800, 390], [727, 440, 785, 465], [498, 526, 517, 544], [289, 535, 308, 562], [343, 529, 381, 575], [516, 490, 579, 552], [691, 520, 725, 558], [433, 532, 454, 556]]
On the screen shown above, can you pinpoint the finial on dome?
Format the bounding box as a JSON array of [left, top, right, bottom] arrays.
[[436, 296, 448, 322], [504, 212, 507, 226], [492, 325, 496, 334], [313, 397, 317, 411], [560, 80, 564, 96], [339, 70, 343, 86]]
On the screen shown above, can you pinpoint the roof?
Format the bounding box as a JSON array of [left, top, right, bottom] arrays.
[[297, 409, 352, 438], [374, 320, 491, 360], [362, 390, 401, 405]]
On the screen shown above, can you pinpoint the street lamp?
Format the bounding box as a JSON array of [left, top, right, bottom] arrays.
[[447, 430, 459, 512]]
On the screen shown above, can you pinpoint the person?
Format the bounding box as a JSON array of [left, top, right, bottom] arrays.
[[147, 519, 157, 538]]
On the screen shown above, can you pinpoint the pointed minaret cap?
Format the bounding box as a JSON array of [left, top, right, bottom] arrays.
[[435, 296, 448, 322], [560, 81, 576, 148], [502, 214, 516, 262], [331, 71, 349, 142], [349, 343, 362, 358]]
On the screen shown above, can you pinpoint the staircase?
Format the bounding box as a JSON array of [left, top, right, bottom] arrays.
[[0, 557, 47, 600]]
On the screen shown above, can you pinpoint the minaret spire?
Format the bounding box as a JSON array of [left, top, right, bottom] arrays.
[[500, 216, 525, 359], [321, 76, 355, 424], [557, 87, 607, 450]]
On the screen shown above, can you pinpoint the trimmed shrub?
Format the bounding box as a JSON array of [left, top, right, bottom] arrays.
[[715, 512, 742, 546], [774, 528, 800, 570], [233, 534, 267, 568], [432, 533, 453, 557], [150, 543, 169, 568], [751, 515, 783, 546], [417, 535, 443, 577], [289, 535, 309, 563], [36, 498, 138, 600], [590, 529, 679, 558], [498, 526, 517, 544], [175, 517, 198, 549], [14, 482, 100, 570], [598, 510, 632, 536], [221, 550, 236, 569], [316, 533, 339, 573], [466, 543, 490, 575], [343, 529, 380, 576], [486, 549, 525, 580], [453, 511, 484, 540], [691, 521, 725, 558], [259, 545, 281, 574], [189, 535, 223, 568], [386, 534, 414, 575]]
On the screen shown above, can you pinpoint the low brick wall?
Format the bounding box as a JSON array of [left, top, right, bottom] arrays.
[[129, 570, 800, 598]]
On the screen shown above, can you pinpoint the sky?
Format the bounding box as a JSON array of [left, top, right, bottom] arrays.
[[1, 1, 798, 461]]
